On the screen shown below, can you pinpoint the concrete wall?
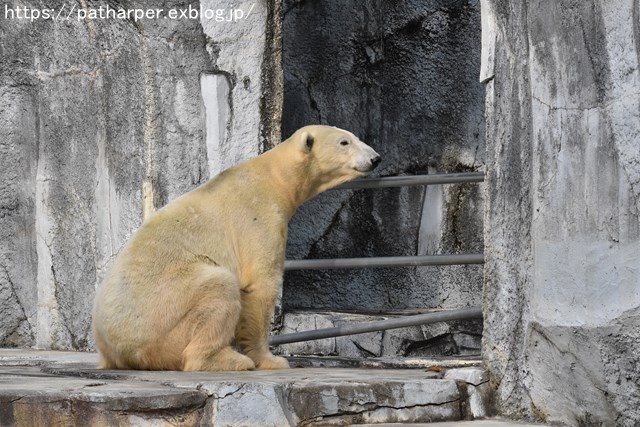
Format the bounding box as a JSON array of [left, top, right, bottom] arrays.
[[0, 0, 281, 350], [281, 0, 486, 320], [482, 0, 640, 425]]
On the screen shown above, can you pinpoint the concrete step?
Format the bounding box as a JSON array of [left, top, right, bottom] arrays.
[[0, 349, 494, 426]]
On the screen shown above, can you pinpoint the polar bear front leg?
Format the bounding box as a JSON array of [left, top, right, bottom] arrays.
[[236, 280, 289, 370]]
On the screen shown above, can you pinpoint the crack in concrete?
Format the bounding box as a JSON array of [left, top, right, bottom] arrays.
[[459, 379, 490, 387], [351, 340, 378, 358], [81, 382, 108, 388], [531, 94, 599, 112], [299, 397, 461, 426], [213, 384, 246, 400], [532, 92, 640, 112]]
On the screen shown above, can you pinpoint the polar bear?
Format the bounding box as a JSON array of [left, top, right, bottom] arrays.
[[92, 125, 381, 371]]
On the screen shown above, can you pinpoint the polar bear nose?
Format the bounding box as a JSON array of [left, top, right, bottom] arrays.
[[371, 155, 382, 169]]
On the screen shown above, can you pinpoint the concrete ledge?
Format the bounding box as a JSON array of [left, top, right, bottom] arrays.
[[0, 349, 492, 426]]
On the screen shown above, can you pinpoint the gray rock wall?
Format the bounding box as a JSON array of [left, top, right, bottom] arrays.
[[482, 0, 640, 424], [281, 0, 486, 315], [0, 0, 281, 350]]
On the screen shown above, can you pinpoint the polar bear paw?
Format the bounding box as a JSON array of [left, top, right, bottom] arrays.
[[255, 354, 290, 370], [183, 346, 256, 371]]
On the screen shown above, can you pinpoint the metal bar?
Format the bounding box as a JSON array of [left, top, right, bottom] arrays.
[[284, 253, 484, 270], [269, 307, 483, 345], [334, 172, 485, 190]]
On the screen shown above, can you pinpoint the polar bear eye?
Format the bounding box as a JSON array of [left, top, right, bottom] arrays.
[[339, 140, 350, 146]]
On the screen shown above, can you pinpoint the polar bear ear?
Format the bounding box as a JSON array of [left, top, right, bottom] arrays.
[[299, 131, 314, 152]]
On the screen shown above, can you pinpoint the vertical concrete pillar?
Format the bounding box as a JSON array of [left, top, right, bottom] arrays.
[[482, 0, 640, 423]]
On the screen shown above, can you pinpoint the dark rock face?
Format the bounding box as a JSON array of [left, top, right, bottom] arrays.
[[281, 0, 485, 314]]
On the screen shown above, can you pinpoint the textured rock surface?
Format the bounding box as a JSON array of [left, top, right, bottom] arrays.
[[0, 349, 492, 426], [274, 311, 482, 358], [281, 0, 486, 313], [482, 0, 640, 425], [0, 0, 281, 349]]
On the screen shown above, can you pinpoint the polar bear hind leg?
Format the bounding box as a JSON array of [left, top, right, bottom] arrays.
[[178, 265, 255, 371], [132, 264, 255, 371]]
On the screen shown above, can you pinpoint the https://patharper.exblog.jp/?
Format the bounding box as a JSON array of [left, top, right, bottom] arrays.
[[3, 3, 255, 23]]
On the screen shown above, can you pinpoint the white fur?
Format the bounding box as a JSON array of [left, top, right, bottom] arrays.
[[92, 125, 380, 371]]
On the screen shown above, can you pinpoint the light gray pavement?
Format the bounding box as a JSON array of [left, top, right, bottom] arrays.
[[361, 422, 549, 427], [0, 349, 549, 426]]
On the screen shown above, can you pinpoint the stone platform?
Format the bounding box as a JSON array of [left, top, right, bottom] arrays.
[[0, 349, 543, 426]]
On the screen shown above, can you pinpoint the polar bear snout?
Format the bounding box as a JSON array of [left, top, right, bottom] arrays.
[[360, 154, 382, 172], [371, 154, 382, 169], [354, 142, 382, 173]]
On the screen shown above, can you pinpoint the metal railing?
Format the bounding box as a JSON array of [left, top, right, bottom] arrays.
[[270, 171, 485, 346], [333, 171, 485, 190], [270, 307, 483, 346], [284, 253, 484, 270]]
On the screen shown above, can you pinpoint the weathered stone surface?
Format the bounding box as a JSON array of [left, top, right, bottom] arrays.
[[281, 0, 485, 313], [482, 0, 640, 424], [285, 355, 482, 371], [0, 0, 282, 350], [444, 367, 489, 386], [336, 329, 383, 359], [275, 312, 337, 356], [199, 0, 283, 171], [207, 382, 292, 427], [287, 379, 460, 425], [0, 349, 491, 426], [445, 367, 491, 419], [274, 311, 482, 358], [0, 84, 38, 348], [359, 422, 548, 427], [523, 310, 640, 427], [0, 366, 208, 426]]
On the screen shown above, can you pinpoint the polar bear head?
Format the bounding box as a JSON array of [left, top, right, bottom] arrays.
[[291, 125, 381, 193]]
